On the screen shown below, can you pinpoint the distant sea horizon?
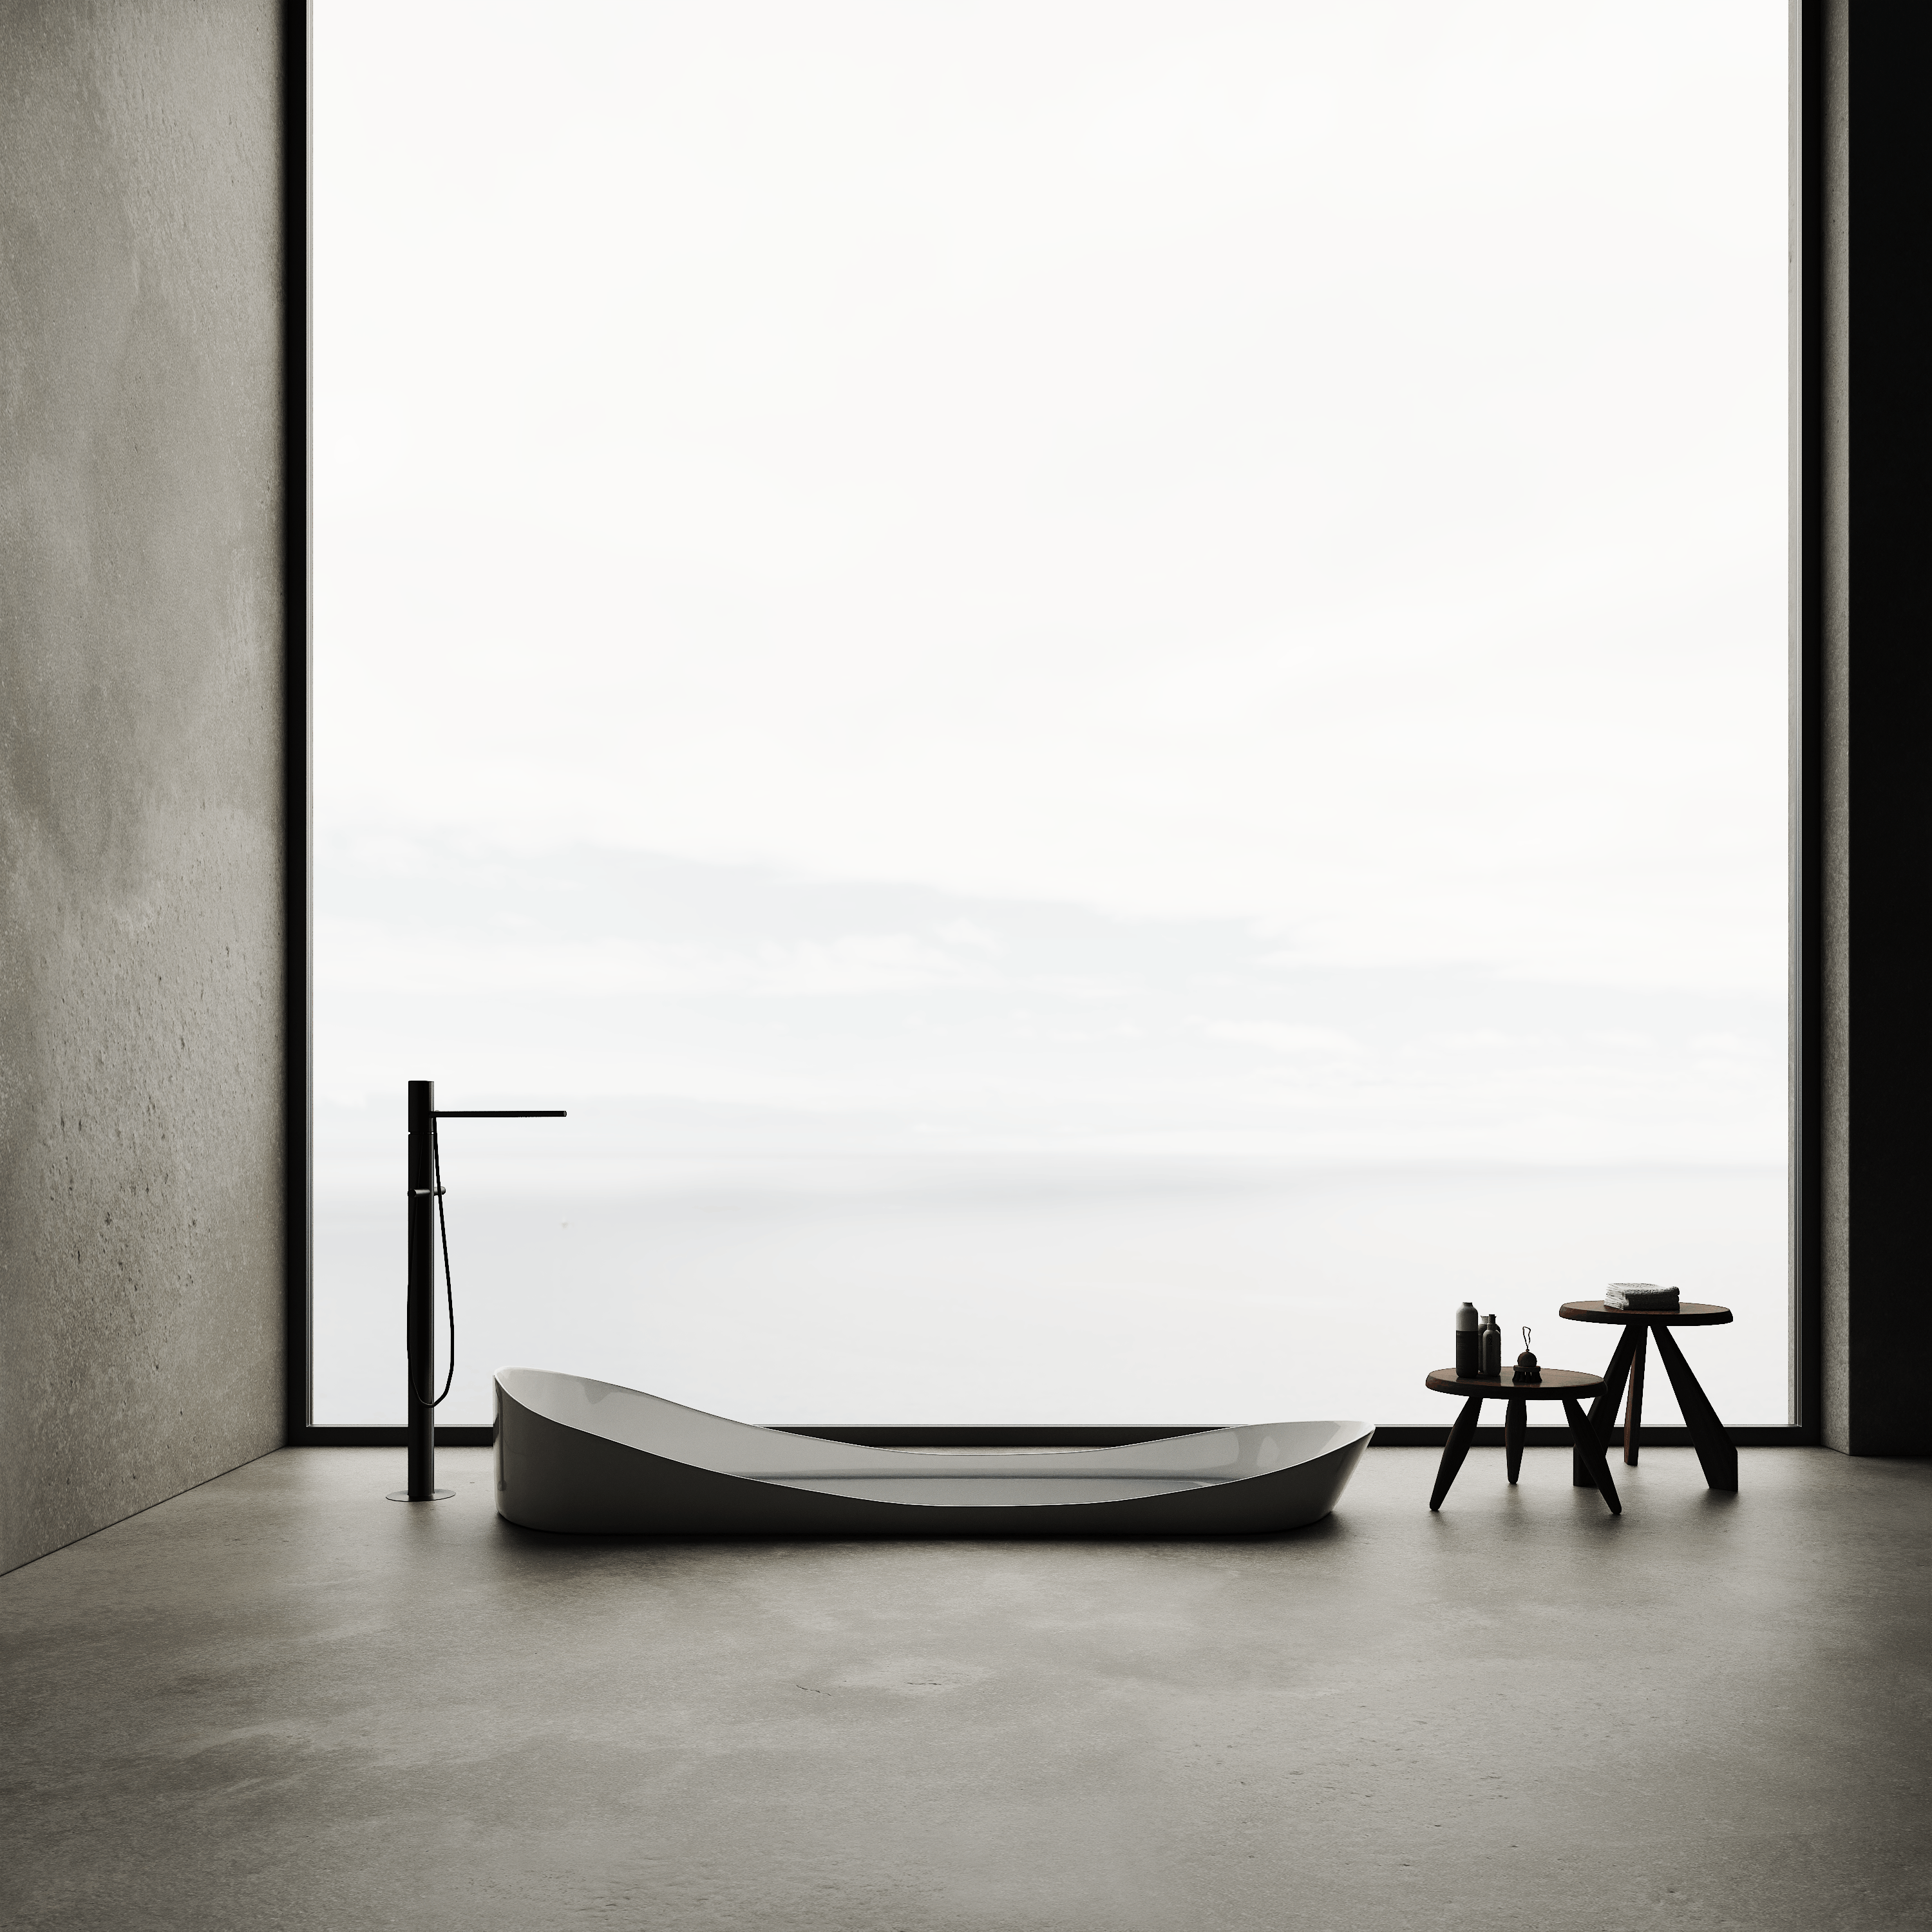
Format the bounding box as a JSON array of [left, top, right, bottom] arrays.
[[314, 1157, 1787, 1432]]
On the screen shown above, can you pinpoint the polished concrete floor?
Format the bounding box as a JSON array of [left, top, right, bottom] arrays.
[[3, 1445, 1927, 1931]]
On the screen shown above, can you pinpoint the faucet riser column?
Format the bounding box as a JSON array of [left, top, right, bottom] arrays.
[[406, 1077, 438, 1499]]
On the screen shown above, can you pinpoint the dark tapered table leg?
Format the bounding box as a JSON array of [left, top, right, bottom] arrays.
[[1430, 1396, 1485, 1510], [1577, 1325, 1640, 1486], [1504, 1397, 1526, 1484], [1562, 1397, 1622, 1515], [1653, 1326, 1739, 1492], [1622, 1328, 1648, 1467]]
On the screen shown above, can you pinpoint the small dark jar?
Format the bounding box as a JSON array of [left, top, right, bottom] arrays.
[[1513, 1327, 1542, 1385]]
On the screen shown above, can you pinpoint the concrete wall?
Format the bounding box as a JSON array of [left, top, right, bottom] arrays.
[[0, 0, 287, 1573]]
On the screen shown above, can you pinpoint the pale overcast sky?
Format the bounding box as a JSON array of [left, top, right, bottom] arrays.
[[316, 0, 1786, 1001], [310, 2, 1789, 1422]]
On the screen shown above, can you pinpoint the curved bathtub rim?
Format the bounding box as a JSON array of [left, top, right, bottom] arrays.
[[495, 1367, 1372, 1481]]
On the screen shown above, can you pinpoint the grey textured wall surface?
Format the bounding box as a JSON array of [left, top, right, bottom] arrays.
[[0, 0, 286, 1572]]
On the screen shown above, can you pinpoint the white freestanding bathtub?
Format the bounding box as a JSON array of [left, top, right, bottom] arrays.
[[495, 1368, 1374, 1536]]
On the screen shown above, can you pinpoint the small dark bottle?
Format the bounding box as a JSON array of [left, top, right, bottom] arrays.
[[1479, 1313, 1502, 1379], [1454, 1302, 1481, 1377]]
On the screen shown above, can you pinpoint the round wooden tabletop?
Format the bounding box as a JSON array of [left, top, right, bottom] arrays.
[[1425, 1368, 1602, 1400], [1559, 1300, 1732, 1327]]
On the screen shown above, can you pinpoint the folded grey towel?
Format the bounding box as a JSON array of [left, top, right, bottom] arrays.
[[1605, 1282, 1680, 1310]]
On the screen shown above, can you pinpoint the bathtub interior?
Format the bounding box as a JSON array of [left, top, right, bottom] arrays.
[[496, 1368, 1374, 1508]]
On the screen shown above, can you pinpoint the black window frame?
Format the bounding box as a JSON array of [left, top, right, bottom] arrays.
[[281, 0, 1824, 1453]]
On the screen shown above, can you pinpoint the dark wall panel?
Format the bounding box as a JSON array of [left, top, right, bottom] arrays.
[[1817, 1, 1931, 1455]]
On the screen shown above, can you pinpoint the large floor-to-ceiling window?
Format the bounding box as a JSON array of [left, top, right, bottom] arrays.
[[312, 1, 1789, 1428]]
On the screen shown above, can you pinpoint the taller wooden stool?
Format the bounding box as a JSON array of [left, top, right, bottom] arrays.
[[1559, 1300, 1738, 1492]]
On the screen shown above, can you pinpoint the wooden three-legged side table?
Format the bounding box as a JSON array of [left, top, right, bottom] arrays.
[[1558, 1300, 1738, 1492], [1425, 1368, 1622, 1514]]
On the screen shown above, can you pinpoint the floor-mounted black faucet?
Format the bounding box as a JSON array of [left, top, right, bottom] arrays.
[[388, 1079, 565, 1502]]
